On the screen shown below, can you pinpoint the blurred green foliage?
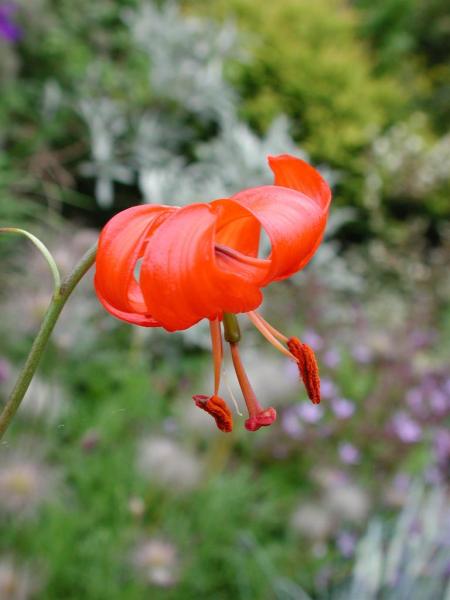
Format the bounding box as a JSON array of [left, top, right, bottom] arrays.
[[0, 0, 448, 231], [189, 0, 407, 166], [188, 0, 449, 225], [355, 0, 450, 128]]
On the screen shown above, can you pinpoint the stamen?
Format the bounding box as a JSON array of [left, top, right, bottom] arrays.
[[209, 318, 223, 396], [193, 395, 233, 432], [248, 311, 288, 343], [229, 341, 276, 431], [247, 312, 295, 360], [287, 337, 321, 404]]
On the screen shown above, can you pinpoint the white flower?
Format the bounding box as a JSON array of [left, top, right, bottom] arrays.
[[127, 497, 145, 519], [0, 451, 58, 517], [324, 483, 370, 524], [19, 376, 68, 424], [137, 436, 202, 492], [131, 538, 179, 587], [0, 557, 40, 600], [290, 503, 334, 541], [176, 399, 218, 438]]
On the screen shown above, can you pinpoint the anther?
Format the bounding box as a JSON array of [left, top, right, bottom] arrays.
[[193, 395, 233, 432], [287, 337, 321, 404]]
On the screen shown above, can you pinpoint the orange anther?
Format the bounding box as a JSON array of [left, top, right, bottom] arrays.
[[287, 337, 321, 404], [193, 394, 233, 432]]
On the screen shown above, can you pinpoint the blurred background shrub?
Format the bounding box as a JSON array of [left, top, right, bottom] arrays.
[[0, 0, 449, 598]]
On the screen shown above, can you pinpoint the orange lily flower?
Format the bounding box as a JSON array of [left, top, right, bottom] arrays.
[[95, 154, 331, 432]]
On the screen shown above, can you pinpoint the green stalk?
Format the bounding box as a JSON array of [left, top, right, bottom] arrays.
[[0, 242, 98, 440], [0, 227, 61, 291]]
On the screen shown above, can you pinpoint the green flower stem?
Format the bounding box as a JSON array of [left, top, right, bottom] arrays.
[[0, 227, 61, 291], [0, 242, 98, 440]]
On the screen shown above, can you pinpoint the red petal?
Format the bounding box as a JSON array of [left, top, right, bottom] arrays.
[[268, 154, 331, 211], [230, 155, 331, 284], [95, 155, 331, 331], [212, 198, 261, 257], [94, 204, 175, 326], [139, 203, 264, 331]]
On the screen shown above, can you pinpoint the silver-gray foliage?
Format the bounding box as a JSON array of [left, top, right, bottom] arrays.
[[337, 485, 450, 600], [75, 0, 322, 210]]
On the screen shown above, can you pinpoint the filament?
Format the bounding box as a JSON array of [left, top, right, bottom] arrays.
[[247, 311, 294, 359], [247, 311, 289, 343], [209, 318, 223, 396]]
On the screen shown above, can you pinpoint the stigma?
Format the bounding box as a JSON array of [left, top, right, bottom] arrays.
[[192, 311, 321, 433]]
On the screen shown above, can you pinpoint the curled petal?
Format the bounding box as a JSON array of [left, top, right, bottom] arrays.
[[231, 155, 331, 284], [94, 204, 175, 326], [140, 204, 264, 331], [212, 198, 261, 257], [94, 154, 332, 330], [268, 154, 331, 211]]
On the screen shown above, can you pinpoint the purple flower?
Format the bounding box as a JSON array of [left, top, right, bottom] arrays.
[[338, 442, 360, 465], [320, 377, 338, 400], [331, 397, 355, 419], [302, 329, 324, 352], [406, 388, 424, 414], [336, 530, 357, 557], [281, 407, 303, 438], [443, 377, 450, 398], [351, 343, 373, 365], [429, 390, 448, 416], [0, 2, 22, 43], [297, 402, 324, 424], [391, 412, 422, 443], [424, 466, 443, 485], [434, 428, 450, 465], [392, 472, 411, 493], [409, 329, 436, 350], [323, 348, 340, 369]]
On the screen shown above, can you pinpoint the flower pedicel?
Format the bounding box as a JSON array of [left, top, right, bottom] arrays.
[[94, 154, 332, 432]]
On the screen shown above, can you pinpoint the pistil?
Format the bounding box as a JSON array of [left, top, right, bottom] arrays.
[[229, 342, 276, 430]]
